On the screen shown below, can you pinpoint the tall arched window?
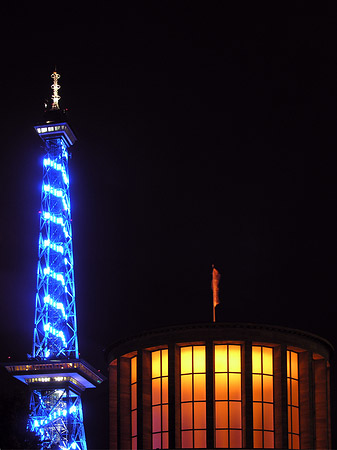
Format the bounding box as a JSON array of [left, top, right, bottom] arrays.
[[180, 345, 207, 448], [252, 346, 274, 448], [131, 356, 137, 450], [287, 350, 300, 449], [151, 349, 169, 449], [214, 344, 242, 448]]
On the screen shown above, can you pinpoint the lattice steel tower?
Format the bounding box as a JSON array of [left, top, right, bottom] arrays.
[[3, 71, 104, 450]]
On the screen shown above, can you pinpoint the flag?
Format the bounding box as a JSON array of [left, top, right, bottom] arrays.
[[212, 266, 221, 308]]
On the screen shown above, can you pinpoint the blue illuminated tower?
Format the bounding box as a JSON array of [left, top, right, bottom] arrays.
[[33, 72, 78, 361], [3, 72, 104, 450]]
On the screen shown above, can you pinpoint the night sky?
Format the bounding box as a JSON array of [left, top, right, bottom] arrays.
[[1, 4, 337, 448]]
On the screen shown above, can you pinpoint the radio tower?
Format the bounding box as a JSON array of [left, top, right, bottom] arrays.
[[3, 71, 104, 450]]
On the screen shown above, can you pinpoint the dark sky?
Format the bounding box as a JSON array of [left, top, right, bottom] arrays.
[[1, 4, 337, 448]]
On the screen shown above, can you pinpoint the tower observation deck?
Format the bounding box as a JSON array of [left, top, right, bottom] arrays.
[[3, 71, 104, 450]]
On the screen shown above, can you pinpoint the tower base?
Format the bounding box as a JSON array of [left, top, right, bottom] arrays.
[[3, 359, 105, 450], [29, 386, 86, 450]]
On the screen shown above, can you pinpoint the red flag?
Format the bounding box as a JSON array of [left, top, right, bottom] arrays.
[[212, 266, 221, 308]]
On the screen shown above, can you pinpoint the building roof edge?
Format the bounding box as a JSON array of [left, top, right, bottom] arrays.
[[104, 322, 334, 363]]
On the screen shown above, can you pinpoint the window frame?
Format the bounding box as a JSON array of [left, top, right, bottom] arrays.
[[151, 348, 169, 449], [180, 345, 207, 449], [287, 350, 300, 449], [214, 343, 243, 448], [252, 345, 275, 448]]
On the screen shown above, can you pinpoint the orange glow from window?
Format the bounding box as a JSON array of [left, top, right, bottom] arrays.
[[181, 346, 192, 374], [131, 383, 137, 409], [216, 430, 228, 448], [194, 374, 206, 401], [152, 350, 161, 378], [162, 349, 168, 377], [181, 374, 192, 402], [151, 349, 169, 449], [215, 373, 228, 400], [162, 404, 168, 431], [229, 345, 241, 372], [152, 378, 161, 405], [290, 352, 298, 379], [253, 402, 262, 429], [182, 430, 193, 448], [194, 402, 206, 429], [230, 429, 242, 448], [193, 346, 206, 373], [180, 346, 206, 448], [287, 350, 300, 449], [214, 344, 242, 448], [264, 432, 274, 448], [181, 429, 207, 449], [254, 431, 262, 448], [194, 430, 206, 448], [252, 346, 262, 373], [263, 375, 273, 403], [132, 410, 137, 434], [162, 377, 168, 404], [263, 348, 273, 375], [152, 433, 161, 450], [229, 373, 241, 400], [152, 405, 161, 433], [291, 379, 298, 406], [252, 346, 274, 448], [263, 403, 273, 430], [215, 345, 227, 372], [229, 402, 241, 428], [253, 374, 262, 402], [181, 402, 193, 429], [291, 407, 299, 434], [131, 356, 137, 384], [215, 401, 228, 428]]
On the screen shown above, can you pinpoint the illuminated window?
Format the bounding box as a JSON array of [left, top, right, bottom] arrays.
[[131, 356, 137, 450], [214, 344, 242, 448], [287, 351, 300, 449], [152, 349, 169, 449], [252, 346, 274, 448], [180, 346, 206, 448]]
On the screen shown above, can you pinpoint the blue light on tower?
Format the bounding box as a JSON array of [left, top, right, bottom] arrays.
[[33, 116, 78, 361], [2, 71, 104, 450]]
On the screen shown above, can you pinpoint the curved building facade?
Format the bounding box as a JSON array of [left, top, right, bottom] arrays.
[[105, 323, 333, 449]]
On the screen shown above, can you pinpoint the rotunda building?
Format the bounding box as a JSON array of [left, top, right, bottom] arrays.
[[105, 322, 333, 449]]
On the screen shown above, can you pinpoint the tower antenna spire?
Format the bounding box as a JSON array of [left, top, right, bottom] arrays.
[[51, 70, 61, 110]]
